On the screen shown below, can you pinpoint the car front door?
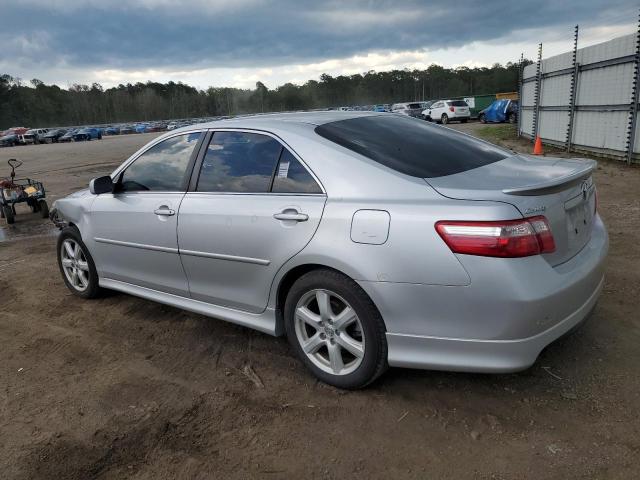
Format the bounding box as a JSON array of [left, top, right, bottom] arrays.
[[89, 131, 203, 296], [177, 130, 326, 313]]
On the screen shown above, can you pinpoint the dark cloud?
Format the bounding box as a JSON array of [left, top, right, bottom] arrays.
[[1, 0, 637, 72]]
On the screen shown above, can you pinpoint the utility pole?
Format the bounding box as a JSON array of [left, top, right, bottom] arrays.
[[566, 25, 579, 152], [532, 43, 543, 142], [625, 11, 640, 165]]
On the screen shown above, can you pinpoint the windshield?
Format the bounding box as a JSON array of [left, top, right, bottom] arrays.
[[315, 115, 509, 178]]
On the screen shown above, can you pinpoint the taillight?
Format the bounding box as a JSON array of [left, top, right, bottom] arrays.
[[449, 106, 455, 112], [435, 216, 556, 258]]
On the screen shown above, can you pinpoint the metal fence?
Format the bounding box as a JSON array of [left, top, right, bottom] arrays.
[[519, 21, 640, 165]]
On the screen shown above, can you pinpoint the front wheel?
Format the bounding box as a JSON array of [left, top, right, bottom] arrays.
[[441, 114, 449, 125], [57, 227, 102, 298], [284, 269, 388, 389]]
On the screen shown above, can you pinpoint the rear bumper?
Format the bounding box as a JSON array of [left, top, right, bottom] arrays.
[[385, 275, 602, 372], [359, 214, 608, 373]]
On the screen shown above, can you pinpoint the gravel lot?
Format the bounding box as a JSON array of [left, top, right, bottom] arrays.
[[0, 126, 639, 479]]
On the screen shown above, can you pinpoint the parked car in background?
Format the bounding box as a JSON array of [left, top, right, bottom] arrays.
[[44, 129, 67, 143], [0, 133, 18, 147], [119, 126, 134, 135], [19, 128, 50, 145], [373, 104, 390, 112], [73, 128, 102, 141], [424, 100, 470, 124], [59, 129, 77, 143], [479, 99, 518, 124], [105, 126, 120, 135], [50, 111, 607, 389], [391, 102, 424, 118]]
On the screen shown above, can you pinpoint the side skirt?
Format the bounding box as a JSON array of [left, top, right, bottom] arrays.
[[99, 278, 279, 336]]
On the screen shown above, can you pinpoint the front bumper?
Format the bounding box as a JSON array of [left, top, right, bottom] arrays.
[[359, 215, 608, 373]]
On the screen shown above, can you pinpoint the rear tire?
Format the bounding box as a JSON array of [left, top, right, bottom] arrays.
[[3, 205, 14, 224], [284, 269, 388, 389], [38, 200, 49, 218], [441, 114, 449, 125]]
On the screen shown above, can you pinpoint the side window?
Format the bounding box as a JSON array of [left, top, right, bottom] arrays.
[[119, 132, 200, 192], [272, 149, 322, 194], [196, 131, 282, 193]]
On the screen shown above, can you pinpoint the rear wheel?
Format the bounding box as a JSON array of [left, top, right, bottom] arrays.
[[3, 205, 14, 224], [441, 114, 449, 125], [38, 200, 49, 218], [284, 269, 387, 389], [28, 198, 39, 213], [57, 227, 102, 298]]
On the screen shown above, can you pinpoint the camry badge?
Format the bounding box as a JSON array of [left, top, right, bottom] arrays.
[[524, 205, 546, 215]]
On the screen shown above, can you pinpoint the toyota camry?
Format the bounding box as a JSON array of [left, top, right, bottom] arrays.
[[50, 112, 608, 389]]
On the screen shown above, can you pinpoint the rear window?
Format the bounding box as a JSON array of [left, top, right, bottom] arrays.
[[314, 115, 509, 178], [448, 100, 468, 107]]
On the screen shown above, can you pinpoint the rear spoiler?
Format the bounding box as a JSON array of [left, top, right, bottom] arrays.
[[502, 159, 596, 196]]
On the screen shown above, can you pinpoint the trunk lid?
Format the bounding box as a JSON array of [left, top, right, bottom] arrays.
[[426, 154, 597, 266]]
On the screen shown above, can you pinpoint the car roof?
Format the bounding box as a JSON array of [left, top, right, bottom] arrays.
[[171, 111, 386, 135]]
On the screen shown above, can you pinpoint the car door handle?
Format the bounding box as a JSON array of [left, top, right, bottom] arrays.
[[273, 211, 309, 222], [154, 207, 175, 216]]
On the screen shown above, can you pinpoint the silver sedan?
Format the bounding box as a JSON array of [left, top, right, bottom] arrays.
[[51, 112, 608, 388]]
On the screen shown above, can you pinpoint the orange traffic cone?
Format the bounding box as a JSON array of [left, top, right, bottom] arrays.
[[533, 136, 544, 155]]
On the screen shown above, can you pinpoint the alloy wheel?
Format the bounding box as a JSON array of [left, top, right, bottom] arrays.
[[60, 239, 90, 291], [294, 289, 365, 376]]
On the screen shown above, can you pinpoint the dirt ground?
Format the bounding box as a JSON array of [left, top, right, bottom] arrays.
[[0, 126, 639, 479]]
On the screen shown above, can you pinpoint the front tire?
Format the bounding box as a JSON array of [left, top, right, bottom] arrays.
[[57, 227, 102, 298], [284, 269, 387, 389]]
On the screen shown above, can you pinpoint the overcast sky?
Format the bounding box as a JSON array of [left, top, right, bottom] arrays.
[[0, 0, 637, 90]]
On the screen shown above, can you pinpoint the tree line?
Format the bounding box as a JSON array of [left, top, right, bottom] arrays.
[[0, 61, 529, 129]]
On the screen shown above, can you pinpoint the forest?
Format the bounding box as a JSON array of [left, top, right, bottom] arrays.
[[0, 61, 529, 129]]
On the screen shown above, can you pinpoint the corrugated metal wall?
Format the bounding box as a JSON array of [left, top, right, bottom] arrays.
[[520, 32, 640, 163]]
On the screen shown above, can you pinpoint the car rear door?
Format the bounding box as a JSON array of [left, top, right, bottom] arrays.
[[89, 131, 203, 296], [177, 129, 326, 313]]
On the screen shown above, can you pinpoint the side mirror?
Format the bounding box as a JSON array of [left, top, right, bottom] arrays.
[[89, 175, 114, 195]]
